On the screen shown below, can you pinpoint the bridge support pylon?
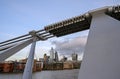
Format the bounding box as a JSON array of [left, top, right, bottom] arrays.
[[22, 37, 36, 79], [78, 8, 120, 79], [22, 31, 38, 79]]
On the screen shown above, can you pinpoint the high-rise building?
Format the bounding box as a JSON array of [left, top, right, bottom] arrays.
[[44, 54, 47, 62], [55, 51, 59, 62], [50, 47, 55, 62], [60, 56, 67, 62], [72, 53, 78, 61]]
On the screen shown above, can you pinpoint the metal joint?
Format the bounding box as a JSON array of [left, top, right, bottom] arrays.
[[29, 30, 46, 41], [84, 13, 92, 23]]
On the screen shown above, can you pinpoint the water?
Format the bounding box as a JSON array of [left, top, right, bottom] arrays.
[[0, 69, 79, 79]]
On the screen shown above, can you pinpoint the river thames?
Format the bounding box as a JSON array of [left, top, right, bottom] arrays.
[[0, 69, 79, 79]]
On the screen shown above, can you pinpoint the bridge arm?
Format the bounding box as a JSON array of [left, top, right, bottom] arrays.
[[22, 37, 37, 79], [0, 39, 33, 62]]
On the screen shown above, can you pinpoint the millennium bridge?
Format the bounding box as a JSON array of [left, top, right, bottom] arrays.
[[0, 5, 120, 79]]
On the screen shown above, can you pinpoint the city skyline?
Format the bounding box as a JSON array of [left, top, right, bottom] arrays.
[[0, 0, 119, 61]]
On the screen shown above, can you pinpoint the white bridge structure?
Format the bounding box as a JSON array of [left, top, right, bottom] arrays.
[[0, 5, 120, 79]]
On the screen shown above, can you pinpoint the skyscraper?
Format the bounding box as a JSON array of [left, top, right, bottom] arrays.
[[60, 56, 67, 62], [43, 53, 48, 63], [55, 51, 59, 62], [50, 47, 55, 62], [72, 53, 78, 61]]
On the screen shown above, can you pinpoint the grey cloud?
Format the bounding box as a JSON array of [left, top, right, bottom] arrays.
[[52, 36, 88, 56]]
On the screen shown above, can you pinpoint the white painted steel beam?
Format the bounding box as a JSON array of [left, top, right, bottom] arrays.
[[78, 9, 120, 79], [0, 39, 33, 62], [22, 37, 37, 79]]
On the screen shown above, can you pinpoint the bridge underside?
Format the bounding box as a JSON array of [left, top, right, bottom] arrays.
[[44, 6, 120, 37]]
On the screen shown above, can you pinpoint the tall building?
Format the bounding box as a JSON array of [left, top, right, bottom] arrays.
[[49, 47, 55, 62], [72, 53, 78, 61], [55, 51, 59, 62], [43, 54, 47, 63], [60, 56, 67, 62]]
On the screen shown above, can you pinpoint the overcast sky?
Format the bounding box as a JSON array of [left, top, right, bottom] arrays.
[[0, 0, 119, 61]]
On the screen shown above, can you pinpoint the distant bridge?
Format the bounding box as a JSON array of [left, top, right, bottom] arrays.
[[0, 5, 120, 79]]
